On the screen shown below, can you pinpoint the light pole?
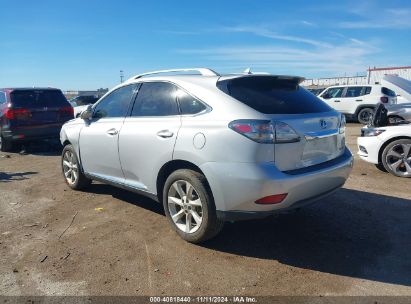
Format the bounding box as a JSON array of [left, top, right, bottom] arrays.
[[120, 70, 124, 83]]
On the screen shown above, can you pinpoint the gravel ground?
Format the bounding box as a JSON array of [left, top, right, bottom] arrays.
[[0, 124, 410, 296]]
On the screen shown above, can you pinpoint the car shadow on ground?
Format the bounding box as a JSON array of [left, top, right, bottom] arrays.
[[80, 184, 411, 287], [0, 171, 38, 182], [86, 183, 165, 216], [205, 188, 411, 287], [11, 140, 63, 156]]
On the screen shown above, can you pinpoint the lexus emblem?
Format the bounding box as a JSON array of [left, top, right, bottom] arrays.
[[320, 119, 327, 129]]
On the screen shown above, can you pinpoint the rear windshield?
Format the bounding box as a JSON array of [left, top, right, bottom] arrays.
[[217, 76, 332, 114], [10, 90, 68, 108], [381, 87, 396, 97]]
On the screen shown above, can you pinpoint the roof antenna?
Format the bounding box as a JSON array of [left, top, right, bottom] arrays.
[[244, 68, 252, 75]]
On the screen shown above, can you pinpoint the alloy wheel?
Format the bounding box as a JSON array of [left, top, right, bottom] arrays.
[[386, 143, 411, 177], [62, 150, 79, 185], [167, 180, 203, 234]]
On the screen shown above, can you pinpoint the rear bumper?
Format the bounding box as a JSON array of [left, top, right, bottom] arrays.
[[201, 148, 353, 220], [2, 124, 63, 141]]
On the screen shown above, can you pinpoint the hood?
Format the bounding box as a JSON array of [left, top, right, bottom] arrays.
[[382, 75, 411, 102]]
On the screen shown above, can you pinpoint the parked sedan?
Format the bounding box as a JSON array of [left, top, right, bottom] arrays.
[[358, 125, 411, 177], [386, 103, 411, 124]]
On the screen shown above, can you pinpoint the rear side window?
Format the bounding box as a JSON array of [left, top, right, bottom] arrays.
[[218, 76, 332, 114], [93, 84, 137, 119], [0, 92, 6, 104], [10, 90, 68, 108], [131, 82, 179, 116], [382, 87, 396, 97], [176, 89, 207, 115]]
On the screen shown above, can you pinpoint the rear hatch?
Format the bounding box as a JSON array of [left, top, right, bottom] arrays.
[[10, 89, 73, 126], [218, 76, 345, 171]]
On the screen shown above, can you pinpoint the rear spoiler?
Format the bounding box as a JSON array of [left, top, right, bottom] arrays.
[[219, 74, 305, 84]]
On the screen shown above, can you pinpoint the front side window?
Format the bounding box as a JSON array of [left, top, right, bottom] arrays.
[[176, 89, 207, 115], [345, 87, 363, 98], [325, 87, 344, 98], [131, 82, 179, 116], [94, 84, 137, 119]]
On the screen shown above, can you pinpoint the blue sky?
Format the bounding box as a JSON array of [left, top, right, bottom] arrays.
[[0, 0, 410, 90]]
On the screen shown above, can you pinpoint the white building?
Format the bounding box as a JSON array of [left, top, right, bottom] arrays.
[[302, 66, 411, 88]]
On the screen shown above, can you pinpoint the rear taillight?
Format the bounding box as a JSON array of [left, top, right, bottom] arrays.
[[380, 97, 389, 103], [255, 193, 288, 204], [60, 106, 74, 117], [229, 120, 274, 143], [5, 108, 31, 120], [229, 120, 300, 144]]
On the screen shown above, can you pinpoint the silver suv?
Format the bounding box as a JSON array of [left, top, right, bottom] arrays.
[[60, 68, 353, 243]]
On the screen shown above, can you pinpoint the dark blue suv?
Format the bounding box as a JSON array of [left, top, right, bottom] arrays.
[[0, 88, 74, 152]]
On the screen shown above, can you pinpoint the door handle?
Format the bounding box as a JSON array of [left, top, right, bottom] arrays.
[[157, 130, 174, 138], [106, 128, 119, 136], [334, 100, 341, 102], [356, 99, 363, 102]]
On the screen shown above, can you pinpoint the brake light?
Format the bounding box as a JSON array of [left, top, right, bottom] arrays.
[[229, 120, 300, 144], [255, 193, 288, 204], [5, 108, 31, 120], [60, 106, 74, 117], [380, 97, 388, 103]]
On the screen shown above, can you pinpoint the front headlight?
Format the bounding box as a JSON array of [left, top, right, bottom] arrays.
[[339, 114, 346, 134], [361, 128, 386, 137]]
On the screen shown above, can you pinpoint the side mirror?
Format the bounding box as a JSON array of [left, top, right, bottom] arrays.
[[80, 105, 93, 120]]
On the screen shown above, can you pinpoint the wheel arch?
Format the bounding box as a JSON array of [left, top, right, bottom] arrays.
[[378, 136, 411, 164], [156, 159, 209, 203]]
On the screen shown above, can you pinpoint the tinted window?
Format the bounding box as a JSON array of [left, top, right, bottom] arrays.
[[0, 92, 6, 104], [345, 87, 363, 98], [382, 87, 396, 97], [177, 89, 207, 114], [131, 82, 179, 116], [217, 76, 332, 114], [94, 84, 136, 119], [10, 90, 68, 108]]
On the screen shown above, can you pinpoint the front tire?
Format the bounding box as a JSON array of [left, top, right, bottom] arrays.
[[61, 144, 92, 189], [381, 139, 411, 178], [163, 169, 224, 243], [357, 107, 374, 125]]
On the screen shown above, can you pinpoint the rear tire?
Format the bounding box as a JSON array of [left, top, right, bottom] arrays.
[[357, 107, 374, 125], [163, 169, 224, 243], [0, 135, 13, 152], [61, 144, 92, 189]]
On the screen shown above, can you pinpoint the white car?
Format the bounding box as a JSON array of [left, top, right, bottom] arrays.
[[358, 125, 411, 177], [319, 85, 397, 124]]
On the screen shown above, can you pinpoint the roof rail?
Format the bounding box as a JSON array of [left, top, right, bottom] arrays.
[[126, 68, 219, 82]]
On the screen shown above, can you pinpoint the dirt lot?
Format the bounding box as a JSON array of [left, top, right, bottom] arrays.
[[1, 124, 410, 296]]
